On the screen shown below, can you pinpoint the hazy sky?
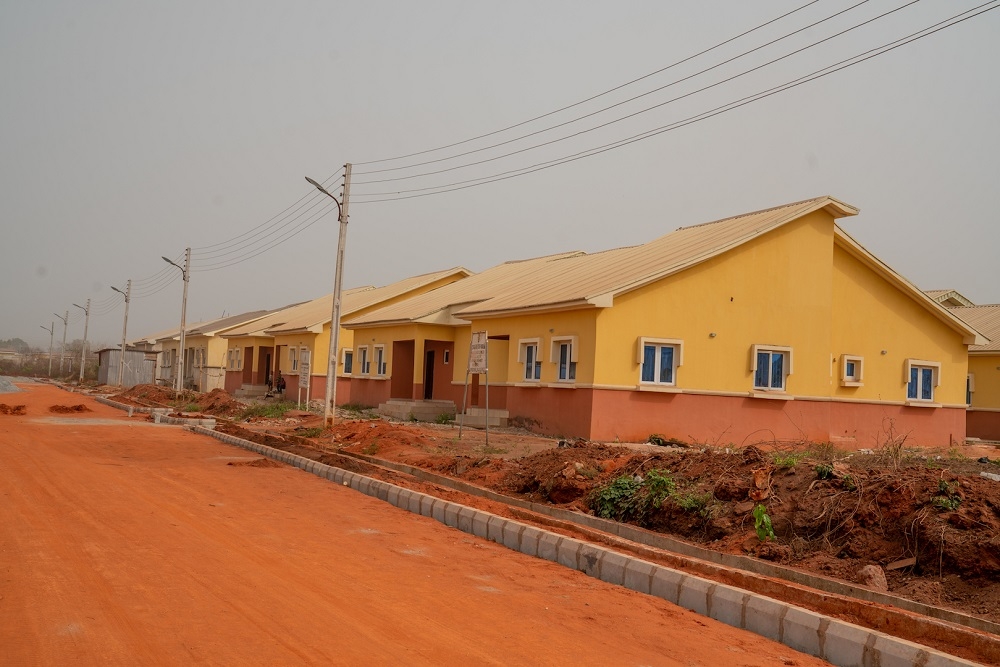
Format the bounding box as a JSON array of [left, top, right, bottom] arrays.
[[2, 1, 998, 350]]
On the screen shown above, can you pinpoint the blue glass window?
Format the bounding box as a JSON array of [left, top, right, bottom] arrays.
[[754, 349, 787, 390], [640, 343, 677, 385]]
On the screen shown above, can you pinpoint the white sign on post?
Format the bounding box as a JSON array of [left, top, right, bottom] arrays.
[[469, 331, 488, 373], [299, 350, 310, 389]]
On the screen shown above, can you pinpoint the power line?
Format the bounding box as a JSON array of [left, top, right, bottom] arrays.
[[192, 199, 339, 272], [353, 0, 920, 189], [354, 0, 822, 166], [355, 0, 876, 177], [353, 2, 998, 204], [191, 168, 344, 254]]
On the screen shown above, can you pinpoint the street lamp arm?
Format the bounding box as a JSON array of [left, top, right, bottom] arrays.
[[305, 176, 342, 216]]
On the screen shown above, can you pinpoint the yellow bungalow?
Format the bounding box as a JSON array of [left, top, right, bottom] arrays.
[[152, 311, 271, 391], [948, 305, 1000, 441], [221, 267, 470, 404], [350, 196, 985, 447]]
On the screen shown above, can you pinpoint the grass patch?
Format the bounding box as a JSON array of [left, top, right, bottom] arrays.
[[435, 413, 454, 425], [771, 452, 806, 469], [296, 427, 324, 438], [182, 403, 202, 412], [362, 439, 380, 455], [238, 401, 296, 421]]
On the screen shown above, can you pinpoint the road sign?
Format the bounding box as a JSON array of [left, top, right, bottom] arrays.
[[469, 331, 488, 373], [299, 350, 310, 388]]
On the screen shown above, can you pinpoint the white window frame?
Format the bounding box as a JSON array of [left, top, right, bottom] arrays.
[[550, 336, 578, 382], [904, 359, 940, 403], [374, 344, 387, 376], [751, 344, 793, 392], [637, 337, 683, 386], [840, 354, 864, 387], [358, 345, 371, 376], [289, 347, 298, 372], [236, 347, 242, 371], [341, 348, 353, 376], [443, 349, 450, 364], [967, 373, 975, 405], [227, 349, 234, 370], [517, 338, 542, 382]]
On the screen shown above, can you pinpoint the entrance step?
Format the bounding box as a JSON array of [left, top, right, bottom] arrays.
[[378, 399, 456, 423], [458, 406, 509, 428]]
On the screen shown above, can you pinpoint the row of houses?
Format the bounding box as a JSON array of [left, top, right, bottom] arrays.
[[133, 196, 998, 447]]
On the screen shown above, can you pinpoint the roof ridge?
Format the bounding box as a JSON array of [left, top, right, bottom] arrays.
[[676, 196, 833, 231]]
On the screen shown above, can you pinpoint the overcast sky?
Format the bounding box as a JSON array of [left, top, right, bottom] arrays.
[[2, 1, 997, 350]]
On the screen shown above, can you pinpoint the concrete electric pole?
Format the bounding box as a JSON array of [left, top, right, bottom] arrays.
[[40, 323, 54, 377], [111, 280, 132, 387], [55, 311, 68, 376], [163, 249, 191, 394], [306, 163, 352, 427], [72, 299, 90, 383]]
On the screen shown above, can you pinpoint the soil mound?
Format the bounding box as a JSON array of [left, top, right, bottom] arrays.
[[48, 404, 92, 413], [0, 404, 26, 415], [198, 389, 244, 417], [112, 384, 185, 406]]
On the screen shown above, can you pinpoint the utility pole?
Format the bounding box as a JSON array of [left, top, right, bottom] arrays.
[[55, 311, 68, 376], [72, 299, 90, 383], [163, 249, 191, 393], [307, 163, 352, 427], [111, 280, 131, 387], [40, 323, 54, 377]]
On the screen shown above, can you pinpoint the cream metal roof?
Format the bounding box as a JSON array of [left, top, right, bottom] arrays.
[[456, 196, 858, 318], [186, 310, 271, 337], [948, 305, 1000, 352], [220, 290, 369, 338], [263, 267, 471, 335], [346, 252, 584, 327], [141, 319, 217, 345]]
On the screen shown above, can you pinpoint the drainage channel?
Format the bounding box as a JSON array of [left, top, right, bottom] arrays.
[[188, 423, 990, 667]]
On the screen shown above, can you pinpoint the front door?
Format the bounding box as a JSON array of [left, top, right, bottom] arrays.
[[423, 350, 435, 400]]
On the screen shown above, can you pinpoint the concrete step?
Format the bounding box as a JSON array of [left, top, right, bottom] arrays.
[[458, 407, 509, 428], [379, 399, 456, 423]]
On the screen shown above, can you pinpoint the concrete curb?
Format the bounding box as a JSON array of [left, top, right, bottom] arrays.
[[189, 425, 980, 667], [95, 396, 170, 416]]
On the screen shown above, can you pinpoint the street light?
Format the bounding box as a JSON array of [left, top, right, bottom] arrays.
[[111, 280, 131, 387], [163, 250, 191, 394], [40, 323, 54, 377], [72, 300, 90, 383], [306, 165, 352, 427], [54, 311, 68, 376]]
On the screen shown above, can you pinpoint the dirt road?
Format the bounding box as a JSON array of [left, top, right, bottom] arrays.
[[0, 383, 829, 666]]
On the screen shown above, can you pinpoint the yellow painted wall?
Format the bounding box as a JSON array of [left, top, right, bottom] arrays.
[[594, 211, 835, 394], [271, 332, 318, 376], [970, 354, 1000, 408], [470, 311, 599, 385], [349, 323, 458, 380], [830, 243, 968, 405]]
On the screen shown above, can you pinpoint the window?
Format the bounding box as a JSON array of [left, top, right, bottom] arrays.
[[235, 348, 242, 370], [227, 349, 234, 370], [343, 350, 353, 375], [905, 359, 940, 402], [289, 347, 298, 371], [638, 338, 682, 386], [443, 349, 450, 364], [840, 355, 864, 387], [518, 339, 542, 381], [967, 374, 975, 405], [551, 336, 578, 382], [358, 346, 370, 375], [752, 345, 792, 391], [374, 345, 387, 376]]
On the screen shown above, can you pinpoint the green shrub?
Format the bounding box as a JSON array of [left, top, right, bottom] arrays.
[[644, 469, 676, 509], [590, 475, 644, 522], [675, 492, 712, 514], [752, 504, 775, 542], [296, 427, 324, 438], [815, 463, 834, 480], [435, 413, 454, 424], [772, 452, 805, 469]]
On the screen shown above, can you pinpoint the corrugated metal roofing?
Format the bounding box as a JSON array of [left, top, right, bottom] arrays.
[[220, 290, 369, 338], [346, 252, 584, 327], [186, 310, 271, 337], [456, 196, 858, 317], [949, 305, 1000, 352], [263, 266, 471, 334]]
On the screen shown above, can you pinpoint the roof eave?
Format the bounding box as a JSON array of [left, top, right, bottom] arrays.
[[834, 227, 988, 346]]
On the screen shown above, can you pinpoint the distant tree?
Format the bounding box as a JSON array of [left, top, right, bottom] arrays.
[[0, 337, 30, 352]]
